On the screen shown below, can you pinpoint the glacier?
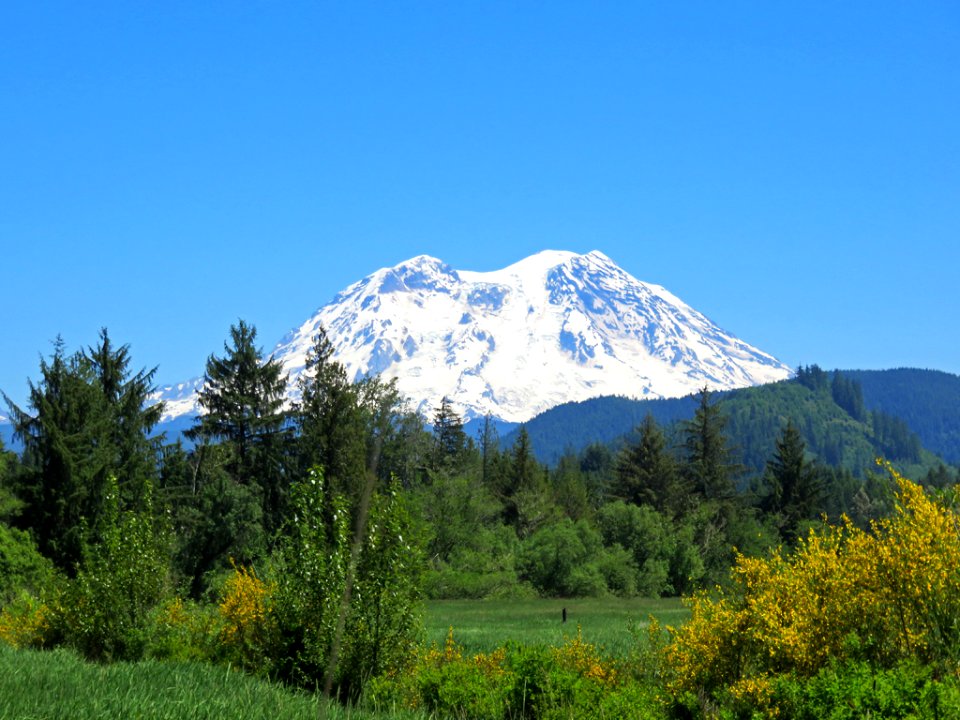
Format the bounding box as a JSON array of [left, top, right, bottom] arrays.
[[154, 250, 792, 423]]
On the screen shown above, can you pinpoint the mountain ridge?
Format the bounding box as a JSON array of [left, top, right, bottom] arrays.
[[154, 249, 792, 422]]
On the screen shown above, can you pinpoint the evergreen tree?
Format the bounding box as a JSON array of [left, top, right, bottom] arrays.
[[501, 427, 552, 537], [295, 326, 366, 494], [682, 387, 740, 501], [613, 413, 682, 514], [4, 335, 162, 572], [761, 420, 823, 542], [86, 329, 164, 509], [831, 370, 866, 421], [478, 414, 501, 488], [430, 397, 468, 472], [186, 320, 291, 534]]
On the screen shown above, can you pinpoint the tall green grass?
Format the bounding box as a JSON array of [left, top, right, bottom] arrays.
[[0, 645, 422, 720], [424, 597, 687, 656]]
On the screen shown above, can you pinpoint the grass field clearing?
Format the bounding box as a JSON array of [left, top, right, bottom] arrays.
[[424, 596, 688, 656]]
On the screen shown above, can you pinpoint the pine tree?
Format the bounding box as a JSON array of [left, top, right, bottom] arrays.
[[186, 320, 291, 534], [4, 333, 163, 572], [682, 387, 740, 501], [761, 420, 823, 542], [86, 328, 164, 509], [295, 326, 366, 494], [431, 397, 468, 472], [500, 427, 552, 536], [613, 413, 681, 513]]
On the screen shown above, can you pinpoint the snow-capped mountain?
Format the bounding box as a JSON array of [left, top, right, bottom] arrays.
[[155, 250, 791, 423]]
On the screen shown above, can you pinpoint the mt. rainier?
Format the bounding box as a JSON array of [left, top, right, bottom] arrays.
[[156, 250, 791, 423]]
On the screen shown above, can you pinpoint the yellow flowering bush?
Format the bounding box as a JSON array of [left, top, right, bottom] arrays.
[[0, 592, 50, 649], [217, 563, 276, 672], [369, 626, 662, 720], [664, 462, 960, 705]]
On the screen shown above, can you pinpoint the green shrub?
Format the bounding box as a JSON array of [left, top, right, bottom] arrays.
[[369, 628, 668, 720], [270, 469, 424, 700], [55, 477, 170, 661], [770, 660, 960, 719], [0, 522, 56, 605]]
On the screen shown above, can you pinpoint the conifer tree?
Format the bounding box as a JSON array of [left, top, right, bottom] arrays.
[[187, 320, 290, 533], [431, 397, 468, 472], [500, 427, 552, 536], [761, 420, 823, 542], [614, 413, 681, 513], [682, 387, 740, 501], [86, 328, 164, 509], [296, 326, 366, 494], [4, 333, 163, 572]]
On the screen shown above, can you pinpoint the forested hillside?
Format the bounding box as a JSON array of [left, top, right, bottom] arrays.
[[844, 368, 960, 463], [507, 366, 954, 481]]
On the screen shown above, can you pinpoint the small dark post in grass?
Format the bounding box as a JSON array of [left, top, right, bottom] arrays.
[[562, 607, 567, 623]]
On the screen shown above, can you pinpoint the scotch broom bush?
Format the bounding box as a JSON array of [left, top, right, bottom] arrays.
[[664, 462, 960, 714]]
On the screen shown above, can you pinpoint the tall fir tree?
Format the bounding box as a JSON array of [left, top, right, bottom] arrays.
[[186, 320, 291, 534], [613, 413, 682, 514], [295, 326, 366, 494], [761, 419, 823, 542], [682, 387, 740, 501], [430, 397, 468, 472], [500, 426, 552, 537], [86, 328, 164, 509], [4, 333, 163, 572]]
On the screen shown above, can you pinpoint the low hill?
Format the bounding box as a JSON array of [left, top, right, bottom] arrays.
[[843, 369, 960, 464], [505, 369, 952, 479]]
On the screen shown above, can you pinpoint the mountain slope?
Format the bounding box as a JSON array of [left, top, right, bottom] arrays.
[[843, 369, 960, 464], [155, 250, 790, 423], [504, 373, 946, 479], [152, 250, 791, 423]]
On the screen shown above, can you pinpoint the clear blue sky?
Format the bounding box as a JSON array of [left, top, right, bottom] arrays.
[[2, 2, 958, 411]]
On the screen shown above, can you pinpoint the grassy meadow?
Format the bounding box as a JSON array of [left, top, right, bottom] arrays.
[[0, 643, 423, 720], [424, 597, 687, 656], [0, 598, 681, 720]]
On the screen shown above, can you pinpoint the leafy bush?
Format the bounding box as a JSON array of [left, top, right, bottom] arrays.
[[54, 476, 171, 661], [369, 627, 667, 720], [0, 591, 51, 649], [0, 522, 56, 605], [269, 469, 424, 700], [663, 462, 960, 715], [770, 660, 960, 720], [519, 518, 613, 597]]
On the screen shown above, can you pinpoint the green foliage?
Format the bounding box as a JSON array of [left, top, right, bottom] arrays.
[[0, 644, 420, 720], [498, 427, 555, 537], [56, 475, 171, 661], [4, 332, 164, 573], [270, 468, 424, 700], [295, 325, 367, 494], [424, 524, 532, 599], [682, 387, 740, 501], [187, 320, 291, 535], [370, 628, 669, 720], [613, 413, 683, 514], [596, 501, 689, 596], [430, 397, 470, 472], [770, 660, 960, 720], [178, 450, 266, 598], [520, 518, 616, 597], [0, 520, 55, 605], [846, 368, 960, 464], [758, 420, 824, 542]]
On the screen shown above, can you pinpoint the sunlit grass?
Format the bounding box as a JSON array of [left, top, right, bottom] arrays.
[[0, 644, 424, 720], [425, 596, 687, 656]]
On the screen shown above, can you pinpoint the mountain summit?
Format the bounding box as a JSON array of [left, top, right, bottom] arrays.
[[155, 250, 790, 423]]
